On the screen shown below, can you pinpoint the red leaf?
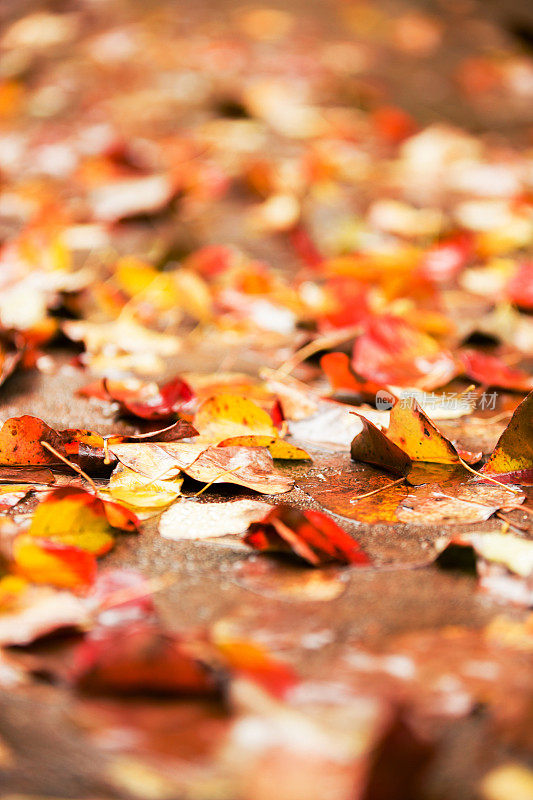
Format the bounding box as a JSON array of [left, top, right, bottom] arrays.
[[353, 315, 458, 391], [104, 376, 194, 420], [460, 350, 533, 392], [244, 505, 371, 566]]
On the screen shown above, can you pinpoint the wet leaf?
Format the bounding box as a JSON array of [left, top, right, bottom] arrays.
[[482, 392, 533, 484], [110, 441, 294, 495], [387, 399, 466, 464], [350, 415, 412, 476], [107, 465, 183, 509], [104, 375, 195, 421], [29, 487, 139, 549], [320, 352, 382, 398], [70, 622, 220, 695], [244, 504, 371, 566], [0, 416, 64, 466], [397, 482, 523, 525], [218, 435, 311, 460]]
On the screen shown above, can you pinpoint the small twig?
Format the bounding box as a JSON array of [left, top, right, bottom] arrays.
[[193, 466, 242, 497], [40, 441, 99, 495], [458, 457, 522, 495], [351, 477, 406, 502], [273, 325, 362, 378]]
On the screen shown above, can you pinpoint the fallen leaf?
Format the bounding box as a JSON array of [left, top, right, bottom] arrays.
[[12, 534, 97, 589], [159, 498, 273, 540], [70, 622, 220, 695], [0, 466, 55, 483], [0, 415, 64, 466], [103, 375, 195, 421], [350, 415, 412, 476], [218, 435, 311, 460], [194, 393, 277, 441], [244, 505, 371, 566], [110, 442, 294, 495], [397, 482, 523, 524], [386, 399, 477, 464], [180, 445, 294, 495], [107, 465, 183, 509], [29, 487, 139, 544], [321, 352, 382, 398], [482, 391, 533, 484], [352, 315, 458, 391], [460, 350, 533, 392]]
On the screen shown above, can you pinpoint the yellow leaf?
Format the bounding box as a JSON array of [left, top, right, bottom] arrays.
[[29, 490, 115, 555], [194, 393, 277, 442], [107, 465, 183, 508], [218, 435, 311, 460], [386, 400, 460, 464], [12, 534, 96, 588]]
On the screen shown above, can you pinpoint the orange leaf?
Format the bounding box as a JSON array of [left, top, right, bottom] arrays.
[[13, 534, 96, 589], [0, 416, 64, 466]]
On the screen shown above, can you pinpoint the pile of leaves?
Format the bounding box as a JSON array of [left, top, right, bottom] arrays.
[[0, 0, 532, 798]]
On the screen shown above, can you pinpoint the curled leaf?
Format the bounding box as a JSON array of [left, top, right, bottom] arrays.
[[244, 505, 371, 566], [218, 435, 311, 460], [104, 376, 194, 420], [350, 415, 411, 476], [482, 392, 533, 484], [387, 399, 464, 464]]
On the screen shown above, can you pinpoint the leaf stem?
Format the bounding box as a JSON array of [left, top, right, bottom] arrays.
[[40, 441, 99, 495], [351, 477, 406, 501], [273, 325, 362, 378]]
